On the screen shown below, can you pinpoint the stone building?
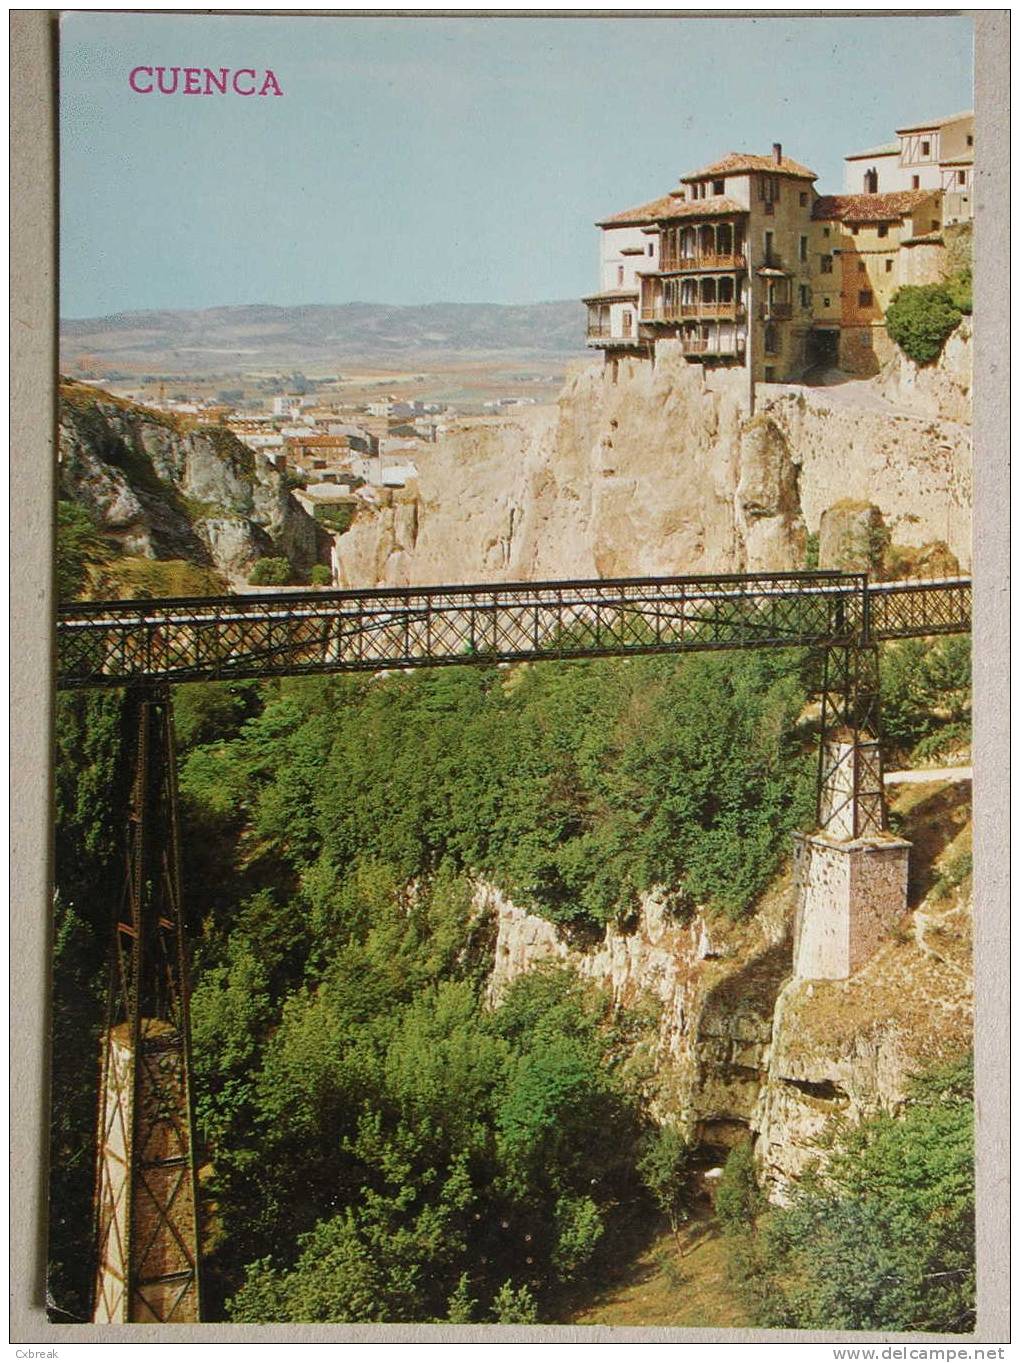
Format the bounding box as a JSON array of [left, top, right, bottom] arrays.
[[586, 144, 818, 396], [587, 125, 964, 393], [809, 189, 945, 374]]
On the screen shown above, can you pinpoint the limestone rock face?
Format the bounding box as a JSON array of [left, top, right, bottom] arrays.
[[58, 389, 323, 584], [876, 318, 973, 425], [334, 335, 971, 588], [817, 500, 887, 571], [480, 801, 972, 1201], [765, 389, 971, 569]]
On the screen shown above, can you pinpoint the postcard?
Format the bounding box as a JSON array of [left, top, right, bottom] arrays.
[[10, 6, 1009, 1347]]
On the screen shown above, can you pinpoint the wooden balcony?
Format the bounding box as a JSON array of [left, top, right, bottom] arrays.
[[680, 337, 746, 358], [659, 251, 747, 273], [640, 300, 745, 324], [586, 328, 644, 348]]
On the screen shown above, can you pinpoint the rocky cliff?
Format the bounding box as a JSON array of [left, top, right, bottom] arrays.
[[481, 777, 972, 1202], [58, 382, 324, 585], [335, 331, 972, 587]]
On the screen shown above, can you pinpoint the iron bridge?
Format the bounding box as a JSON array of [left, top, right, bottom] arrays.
[[56, 570, 972, 688]]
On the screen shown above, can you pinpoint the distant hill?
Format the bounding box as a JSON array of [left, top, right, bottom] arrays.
[[59, 300, 588, 374]]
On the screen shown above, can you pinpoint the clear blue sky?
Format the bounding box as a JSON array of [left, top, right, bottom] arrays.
[[59, 11, 973, 318]]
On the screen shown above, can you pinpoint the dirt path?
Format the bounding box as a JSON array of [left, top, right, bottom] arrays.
[[884, 766, 972, 785]]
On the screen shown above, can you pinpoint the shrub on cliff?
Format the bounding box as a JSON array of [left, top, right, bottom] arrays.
[[943, 267, 972, 316], [249, 556, 292, 586], [885, 284, 963, 365]]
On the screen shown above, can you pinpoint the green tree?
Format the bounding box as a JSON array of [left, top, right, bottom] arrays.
[[715, 1139, 764, 1233], [55, 499, 110, 600], [886, 284, 963, 365], [637, 1125, 695, 1233], [490, 1280, 539, 1324]]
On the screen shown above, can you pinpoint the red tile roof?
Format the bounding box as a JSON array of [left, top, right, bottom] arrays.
[[812, 190, 937, 224], [680, 152, 816, 183], [653, 195, 748, 222], [581, 288, 639, 303], [596, 194, 679, 227], [844, 142, 900, 160]]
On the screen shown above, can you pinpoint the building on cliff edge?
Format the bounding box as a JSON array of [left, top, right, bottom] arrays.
[[586, 126, 966, 395]]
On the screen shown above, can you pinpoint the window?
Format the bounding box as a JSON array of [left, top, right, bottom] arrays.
[[712, 179, 725, 195], [921, 139, 930, 156], [859, 290, 873, 307], [850, 225, 859, 235], [799, 235, 808, 262], [958, 170, 967, 185], [912, 174, 920, 189], [617, 265, 624, 286], [823, 226, 830, 238], [622, 310, 633, 336], [864, 168, 878, 194], [764, 324, 778, 355], [764, 230, 775, 265], [967, 134, 974, 147], [648, 242, 654, 256], [823, 297, 831, 308], [800, 191, 808, 206], [820, 254, 833, 273], [858, 261, 866, 273], [931, 220, 940, 232], [799, 284, 810, 308], [885, 259, 893, 273], [764, 366, 776, 382], [877, 223, 888, 238]]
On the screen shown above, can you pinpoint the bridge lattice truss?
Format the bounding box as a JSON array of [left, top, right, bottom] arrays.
[[56, 571, 971, 689]]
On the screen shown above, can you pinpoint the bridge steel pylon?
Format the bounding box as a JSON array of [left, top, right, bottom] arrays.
[[92, 684, 201, 1323]]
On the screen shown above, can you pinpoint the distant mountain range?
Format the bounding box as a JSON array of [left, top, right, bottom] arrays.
[[59, 301, 588, 374]]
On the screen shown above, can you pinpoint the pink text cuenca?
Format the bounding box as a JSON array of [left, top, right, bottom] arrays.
[[129, 66, 284, 96]]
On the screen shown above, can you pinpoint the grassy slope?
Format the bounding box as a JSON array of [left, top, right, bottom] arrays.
[[569, 1214, 751, 1328]]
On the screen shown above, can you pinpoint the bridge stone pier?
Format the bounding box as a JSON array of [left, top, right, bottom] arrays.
[[792, 735, 911, 981]]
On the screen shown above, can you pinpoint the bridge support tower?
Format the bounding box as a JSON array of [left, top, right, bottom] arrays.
[[92, 686, 201, 1323], [793, 643, 911, 981]]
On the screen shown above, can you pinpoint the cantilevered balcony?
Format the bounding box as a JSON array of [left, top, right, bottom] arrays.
[[760, 300, 793, 320], [658, 250, 748, 273], [640, 271, 745, 325], [680, 333, 746, 358], [641, 299, 746, 324]]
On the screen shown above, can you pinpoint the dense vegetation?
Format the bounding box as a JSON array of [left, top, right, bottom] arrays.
[[880, 635, 972, 762], [176, 651, 815, 933], [722, 1055, 975, 1333], [50, 648, 812, 1320]]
